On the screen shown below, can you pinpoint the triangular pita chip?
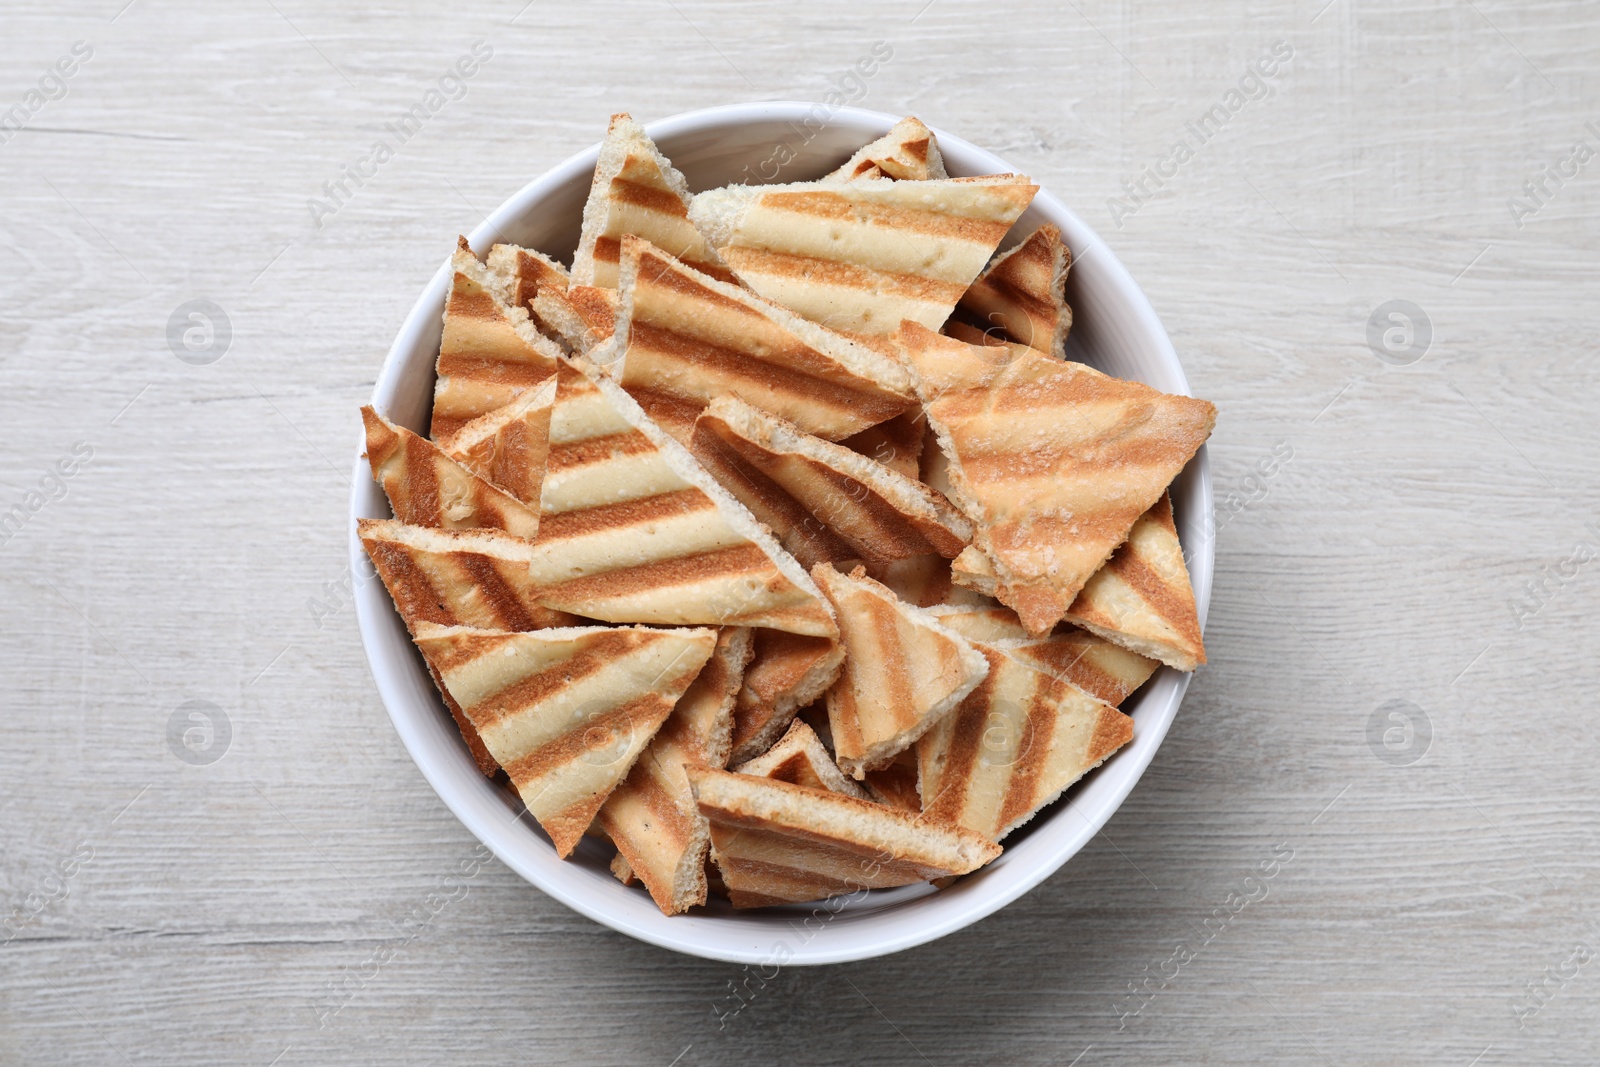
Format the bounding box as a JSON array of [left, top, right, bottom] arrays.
[[436, 375, 555, 507], [900, 322, 1215, 634], [812, 564, 989, 778], [361, 406, 541, 541], [485, 241, 570, 333], [431, 238, 564, 439], [415, 622, 716, 857], [826, 116, 948, 182], [572, 112, 732, 288], [688, 174, 1037, 336], [691, 395, 971, 570], [841, 410, 925, 480], [532, 284, 617, 357], [527, 358, 837, 636], [358, 519, 576, 634], [599, 626, 754, 914], [918, 644, 1133, 842], [728, 630, 845, 765], [1062, 492, 1204, 670], [955, 224, 1072, 359], [690, 768, 1001, 907], [602, 236, 914, 443], [359, 516, 577, 776], [928, 604, 1159, 707], [734, 720, 868, 800]]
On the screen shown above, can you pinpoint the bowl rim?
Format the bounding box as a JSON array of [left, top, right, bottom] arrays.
[[349, 101, 1212, 965]]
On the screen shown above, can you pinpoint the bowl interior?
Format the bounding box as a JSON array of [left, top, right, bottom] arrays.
[[351, 102, 1212, 965]]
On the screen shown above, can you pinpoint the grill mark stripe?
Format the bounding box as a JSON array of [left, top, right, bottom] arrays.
[[400, 435, 442, 525], [997, 680, 1056, 830], [536, 487, 713, 542], [364, 539, 453, 627], [608, 177, 690, 217], [537, 543, 777, 603], [456, 552, 539, 632], [545, 430, 657, 472]]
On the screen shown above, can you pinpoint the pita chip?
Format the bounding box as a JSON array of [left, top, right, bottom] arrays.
[[735, 719, 868, 800], [956, 224, 1072, 359], [599, 626, 754, 913], [415, 622, 716, 857], [900, 322, 1215, 634], [812, 564, 989, 778], [603, 235, 914, 443], [572, 112, 732, 288], [728, 629, 845, 765], [532, 283, 618, 357], [825, 116, 948, 182], [929, 603, 1159, 707], [436, 375, 555, 507], [690, 768, 1001, 907], [432, 238, 564, 439], [691, 394, 971, 570], [688, 174, 1036, 335], [918, 644, 1133, 842], [362, 406, 541, 541]]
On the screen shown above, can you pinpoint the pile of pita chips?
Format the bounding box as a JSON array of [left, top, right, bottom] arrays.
[[359, 114, 1215, 916]]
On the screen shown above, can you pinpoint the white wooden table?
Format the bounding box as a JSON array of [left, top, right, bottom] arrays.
[[3, 2, 1596, 1063]]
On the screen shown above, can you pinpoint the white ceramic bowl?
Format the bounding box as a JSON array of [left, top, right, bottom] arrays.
[[349, 102, 1212, 965]]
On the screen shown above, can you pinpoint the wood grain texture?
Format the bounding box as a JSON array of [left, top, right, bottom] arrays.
[[2, 1, 1598, 1064]]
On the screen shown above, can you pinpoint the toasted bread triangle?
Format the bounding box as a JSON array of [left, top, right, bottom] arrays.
[[1063, 492, 1205, 670], [956, 224, 1072, 359], [572, 112, 732, 288], [358, 518, 575, 634], [526, 358, 838, 636], [900, 322, 1215, 634], [415, 622, 717, 857], [928, 603, 1160, 706], [432, 239, 564, 439], [359, 517, 577, 776], [825, 116, 948, 182], [735, 719, 868, 799], [692, 395, 971, 572], [949, 495, 1202, 672], [436, 374, 556, 507], [598, 626, 754, 914], [917, 644, 1133, 842], [812, 564, 989, 778], [728, 629, 845, 766], [362, 406, 541, 541], [688, 174, 1037, 336], [690, 767, 1001, 907], [602, 236, 914, 444]]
